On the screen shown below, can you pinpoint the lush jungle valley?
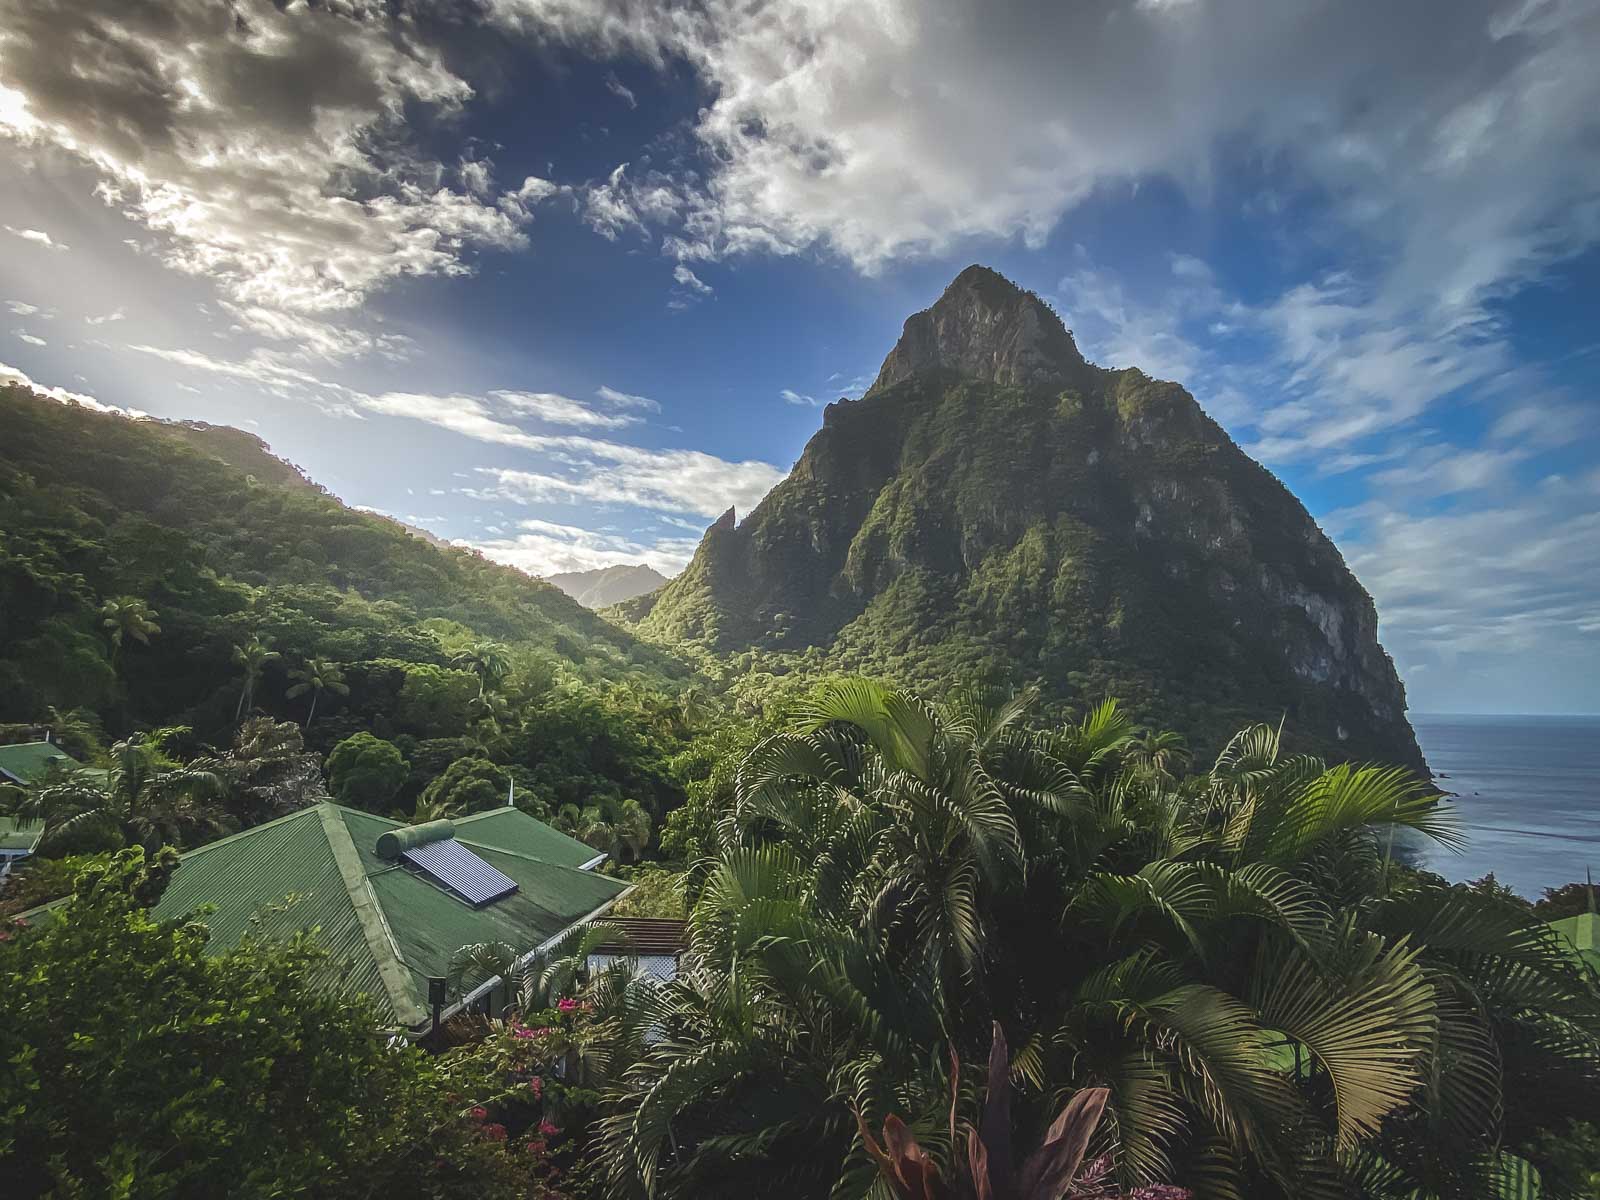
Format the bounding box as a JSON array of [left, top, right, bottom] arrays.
[[3, 378, 1599, 1199]]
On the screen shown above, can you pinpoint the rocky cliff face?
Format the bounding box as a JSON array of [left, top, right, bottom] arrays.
[[622, 266, 1423, 769]]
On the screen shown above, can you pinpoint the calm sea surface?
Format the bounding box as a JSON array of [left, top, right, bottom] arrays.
[[1411, 714, 1600, 898]]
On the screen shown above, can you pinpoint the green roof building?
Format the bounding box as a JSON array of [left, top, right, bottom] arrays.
[[0, 740, 73, 786], [0, 815, 44, 877], [30, 802, 627, 1034]]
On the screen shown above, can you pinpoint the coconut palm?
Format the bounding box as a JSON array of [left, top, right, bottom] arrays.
[[285, 657, 348, 727], [23, 731, 226, 852], [231, 636, 279, 723], [452, 640, 512, 697], [99, 596, 160, 666]]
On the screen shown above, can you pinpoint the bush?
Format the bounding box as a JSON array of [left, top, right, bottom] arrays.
[[324, 731, 408, 811], [421, 755, 511, 816], [0, 849, 537, 1198]]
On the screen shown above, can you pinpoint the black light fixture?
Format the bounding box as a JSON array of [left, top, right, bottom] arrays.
[[427, 976, 447, 1035]]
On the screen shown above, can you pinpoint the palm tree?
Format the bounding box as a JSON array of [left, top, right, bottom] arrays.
[[23, 731, 226, 852], [285, 657, 348, 727], [580, 682, 1599, 1200], [448, 921, 621, 1016], [407, 794, 459, 825], [44, 705, 104, 761], [231, 637, 279, 723], [452, 640, 512, 697], [99, 596, 160, 666]]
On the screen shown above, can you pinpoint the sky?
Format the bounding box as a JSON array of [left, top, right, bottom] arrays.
[[0, 0, 1597, 715]]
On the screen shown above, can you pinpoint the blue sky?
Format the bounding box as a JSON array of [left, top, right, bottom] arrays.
[[0, 0, 1597, 714]]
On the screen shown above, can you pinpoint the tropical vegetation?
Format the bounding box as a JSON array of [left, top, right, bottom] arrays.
[[4, 382, 1599, 1198]]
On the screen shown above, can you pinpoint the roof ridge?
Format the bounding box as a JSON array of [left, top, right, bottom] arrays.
[[316, 804, 426, 1028], [455, 834, 613, 877], [171, 803, 325, 858]]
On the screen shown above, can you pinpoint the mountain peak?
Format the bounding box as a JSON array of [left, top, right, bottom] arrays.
[[869, 264, 1086, 394]]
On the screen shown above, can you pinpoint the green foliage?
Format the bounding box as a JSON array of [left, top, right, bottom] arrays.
[[576, 683, 1600, 1200], [421, 755, 511, 816], [1534, 880, 1599, 920], [0, 852, 111, 916], [608, 865, 687, 919], [0, 848, 543, 1198], [324, 731, 409, 812], [22, 730, 226, 853], [0, 385, 698, 837]]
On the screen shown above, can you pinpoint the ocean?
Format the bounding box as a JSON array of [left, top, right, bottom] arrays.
[[1411, 713, 1600, 899]]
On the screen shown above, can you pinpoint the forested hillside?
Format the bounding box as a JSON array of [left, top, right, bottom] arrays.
[[0, 384, 699, 823]]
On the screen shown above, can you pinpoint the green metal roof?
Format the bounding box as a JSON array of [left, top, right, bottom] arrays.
[[0, 741, 72, 785], [452, 806, 605, 868], [135, 802, 625, 1031], [0, 815, 44, 854], [1549, 911, 1600, 974]]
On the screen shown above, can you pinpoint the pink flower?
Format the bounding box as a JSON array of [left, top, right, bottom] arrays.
[[511, 1025, 537, 1039], [529, 1075, 543, 1098], [539, 1119, 560, 1137], [481, 1122, 508, 1142], [557, 997, 579, 1012], [469, 1106, 489, 1120]]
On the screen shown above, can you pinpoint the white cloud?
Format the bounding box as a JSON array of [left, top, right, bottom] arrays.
[[1, 358, 143, 416], [1335, 481, 1600, 710], [0, 0, 557, 320], [126, 342, 354, 403], [6, 300, 40, 316], [579, 162, 685, 242], [780, 388, 820, 407], [595, 385, 661, 413], [3, 225, 67, 250], [603, 70, 638, 109], [673, 264, 712, 295], [494, 390, 640, 430], [220, 304, 412, 363], [84, 308, 126, 325], [471, 442, 784, 520], [471, 516, 698, 576], [500, 0, 1600, 329], [14, 330, 46, 346]]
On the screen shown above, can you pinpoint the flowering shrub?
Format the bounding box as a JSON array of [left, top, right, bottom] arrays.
[[437, 998, 601, 1197]]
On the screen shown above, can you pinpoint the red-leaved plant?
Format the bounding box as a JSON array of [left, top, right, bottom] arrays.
[[856, 1022, 1188, 1200]]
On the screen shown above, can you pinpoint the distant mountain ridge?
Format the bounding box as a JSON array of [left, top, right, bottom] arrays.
[[546, 563, 669, 609], [620, 265, 1424, 769]]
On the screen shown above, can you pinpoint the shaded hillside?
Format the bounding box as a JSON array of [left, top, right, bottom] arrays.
[[547, 563, 669, 609], [0, 384, 691, 744], [622, 266, 1423, 769]]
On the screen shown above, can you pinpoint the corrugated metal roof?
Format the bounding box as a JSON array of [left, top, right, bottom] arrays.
[[594, 917, 686, 956], [134, 802, 627, 1032], [149, 806, 396, 1017], [0, 741, 72, 784], [452, 806, 603, 868], [0, 815, 44, 853]]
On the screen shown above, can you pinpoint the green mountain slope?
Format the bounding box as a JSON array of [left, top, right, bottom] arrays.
[[0, 383, 690, 742], [546, 563, 669, 609], [621, 266, 1423, 769]]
